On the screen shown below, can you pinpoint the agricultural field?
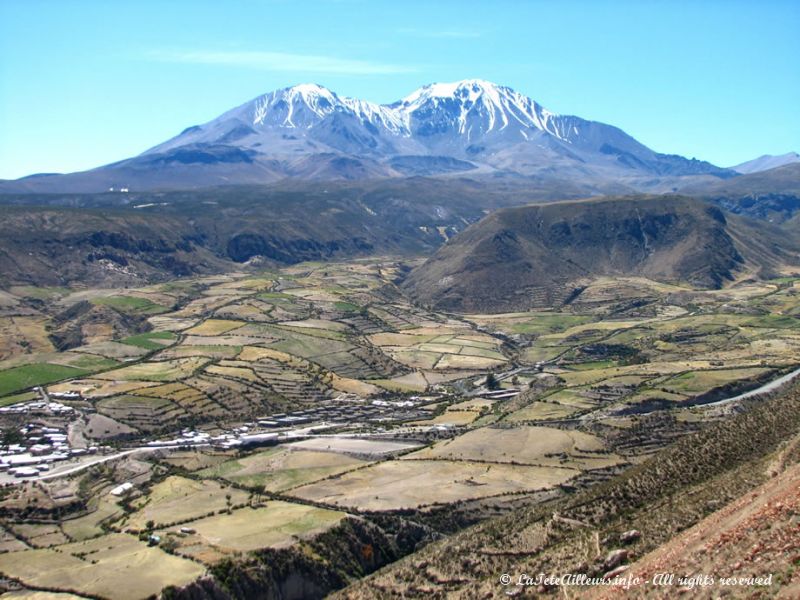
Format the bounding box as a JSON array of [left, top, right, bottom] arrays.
[[405, 425, 623, 470], [285, 437, 421, 456], [0, 261, 798, 598], [291, 459, 577, 510], [155, 501, 346, 564], [120, 476, 251, 530], [369, 328, 507, 371], [0, 363, 89, 397], [91, 295, 170, 316], [197, 446, 371, 491], [0, 533, 204, 600], [0, 316, 54, 360]]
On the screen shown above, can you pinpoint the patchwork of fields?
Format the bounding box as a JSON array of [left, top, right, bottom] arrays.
[[0, 263, 798, 598]]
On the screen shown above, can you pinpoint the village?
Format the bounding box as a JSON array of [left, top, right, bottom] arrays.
[[0, 374, 527, 485]]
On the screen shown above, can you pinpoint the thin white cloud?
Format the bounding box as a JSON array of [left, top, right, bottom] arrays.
[[145, 49, 415, 75], [397, 27, 481, 39]]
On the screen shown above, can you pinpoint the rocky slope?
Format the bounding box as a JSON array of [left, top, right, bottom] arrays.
[[0, 178, 571, 288], [691, 163, 800, 223], [402, 194, 800, 312], [591, 461, 800, 598]]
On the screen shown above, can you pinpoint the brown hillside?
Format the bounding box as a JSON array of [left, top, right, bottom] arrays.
[[402, 194, 799, 312]]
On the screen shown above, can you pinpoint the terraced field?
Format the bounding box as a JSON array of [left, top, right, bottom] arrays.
[[0, 263, 798, 600], [198, 446, 371, 491], [156, 501, 346, 564], [0, 533, 204, 600], [292, 458, 578, 510]]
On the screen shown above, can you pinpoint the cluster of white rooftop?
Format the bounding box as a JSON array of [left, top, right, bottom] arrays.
[[0, 423, 97, 479]]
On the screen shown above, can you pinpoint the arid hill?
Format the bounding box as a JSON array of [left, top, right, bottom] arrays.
[[0, 178, 593, 289], [402, 195, 800, 312]]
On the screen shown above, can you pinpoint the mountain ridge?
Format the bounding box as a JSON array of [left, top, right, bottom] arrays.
[[0, 80, 735, 194], [402, 194, 800, 312], [730, 151, 800, 174]]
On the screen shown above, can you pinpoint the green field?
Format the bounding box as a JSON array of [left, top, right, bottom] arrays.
[[0, 390, 38, 407], [121, 331, 177, 350], [506, 313, 593, 335], [8, 286, 71, 300], [0, 363, 88, 396], [93, 295, 169, 315]]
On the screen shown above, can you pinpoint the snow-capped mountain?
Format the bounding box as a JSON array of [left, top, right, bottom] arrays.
[[145, 79, 626, 156], [396, 80, 561, 139], [143, 79, 730, 176], [2, 80, 734, 193], [731, 152, 800, 175]]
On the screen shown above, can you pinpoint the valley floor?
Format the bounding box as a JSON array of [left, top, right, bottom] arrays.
[[0, 260, 797, 598]]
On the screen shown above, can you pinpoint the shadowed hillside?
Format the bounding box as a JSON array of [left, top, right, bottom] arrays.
[[402, 195, 800, 312], [0, 178, 578, 288]]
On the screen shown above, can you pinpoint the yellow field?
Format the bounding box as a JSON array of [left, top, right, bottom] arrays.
[[122, 476, 250, 529], [291, 459, 577, 510], [327, 372, 381, 396], [0, 533, 204, 600], [0, 316, 54, 360], [409, 410, 479, 426], [238, 345, 302, 365], [161, 501, 345, 563], [447, 398, 496, 411], [205, 363, 262, 382], [184, 319, 246, 336], [95, 357, 208, 382], [405, 425, 622, 469]]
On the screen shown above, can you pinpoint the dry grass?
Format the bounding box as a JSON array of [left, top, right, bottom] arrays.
[[291, 459, 577, 510], [406, 425, 622, 469], [0, 533, 204, 600], [184, 319, 246, 336], [122, 476, 250, 529]]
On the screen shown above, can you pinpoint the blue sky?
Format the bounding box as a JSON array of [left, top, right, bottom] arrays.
[[1, 0, 798, 179]]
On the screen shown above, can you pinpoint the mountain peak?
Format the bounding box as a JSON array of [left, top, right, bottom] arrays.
[[286, 82, 333, 93], [397, 79, 557, 140], [253, 83, 342, 128], [407, 79, 505, 98], [400, 79, 514, 105], [280, 82, 339, 101], [731, 151, 800, 175]]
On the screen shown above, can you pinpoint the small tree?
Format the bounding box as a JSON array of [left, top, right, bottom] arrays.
[[485, 372, 500, 391]]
